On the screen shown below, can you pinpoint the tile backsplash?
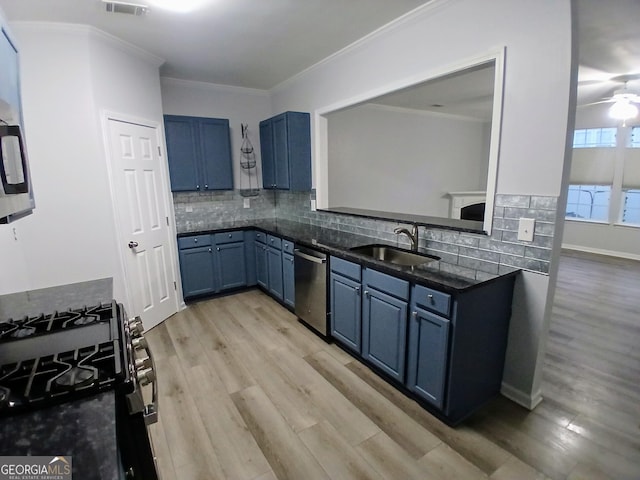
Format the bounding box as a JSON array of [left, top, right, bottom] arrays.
[[173, 189, 557, 280]]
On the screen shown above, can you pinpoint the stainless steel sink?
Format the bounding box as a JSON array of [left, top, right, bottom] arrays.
[[350, 244, 439, 267]]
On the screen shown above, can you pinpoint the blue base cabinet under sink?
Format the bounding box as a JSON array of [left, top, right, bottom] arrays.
[[362, 268, 409, 383]]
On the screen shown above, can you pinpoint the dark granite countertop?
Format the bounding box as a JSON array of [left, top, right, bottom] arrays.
[[0, 391, 120, 480], [177, 219, 519, 293]]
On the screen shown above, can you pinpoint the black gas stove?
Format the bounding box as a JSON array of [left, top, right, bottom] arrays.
[[0, 301, 158, 480]]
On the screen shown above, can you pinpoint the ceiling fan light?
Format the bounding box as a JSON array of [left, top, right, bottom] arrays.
[[609, 99, 638, 121]]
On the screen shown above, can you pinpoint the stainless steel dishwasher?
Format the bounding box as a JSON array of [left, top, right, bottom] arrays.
[[294, 246, 328, 336]]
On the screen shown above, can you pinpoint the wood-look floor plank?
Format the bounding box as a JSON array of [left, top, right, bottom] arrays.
[[354, 431, 435, 479], [490, 456, 550, 480], [345, 359, 511, 475], [231, 385, 330, 480], [183, 364, 272, 479], [305, 350, 442, 459], [298, 421, 386, 480], [417, 442, 488, 480], [152, 356, 226, 478]]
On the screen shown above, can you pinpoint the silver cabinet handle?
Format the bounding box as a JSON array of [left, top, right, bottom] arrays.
[[208, 248, 212, 252], [128, 241, 139, 249], [194, 238, 198, 243], [412, 311, 418, 318], [217, 247, 220, 251], [228, 234, 232, 238], [205, 184, 208, 189], [364, 290, 369, 298], [355, 286, 360, 295], [196, 184, 200, 189]]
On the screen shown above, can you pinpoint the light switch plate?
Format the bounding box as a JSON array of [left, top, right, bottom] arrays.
[[185, 204, 193, 213], [517, 218, 535, 242], [243, 198, 250, 209]]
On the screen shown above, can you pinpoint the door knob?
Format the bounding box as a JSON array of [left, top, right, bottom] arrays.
[[128, 241, 139, 249]]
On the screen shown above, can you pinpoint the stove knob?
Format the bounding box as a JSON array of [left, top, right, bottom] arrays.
[[131, 336, 148, 350], [135, 355, 152, 369], [136, 367, 155, 386], [128, 317, 144, 336]]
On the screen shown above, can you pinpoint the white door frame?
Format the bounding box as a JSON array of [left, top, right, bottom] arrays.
[[100, 110, 183, 322]]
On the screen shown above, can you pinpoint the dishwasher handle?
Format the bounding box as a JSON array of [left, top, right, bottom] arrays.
[[294, 249, 327, 264]]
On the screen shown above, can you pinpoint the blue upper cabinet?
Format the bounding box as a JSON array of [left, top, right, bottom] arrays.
[[164, 115, 233, 192], [259, 111, 311, 191]]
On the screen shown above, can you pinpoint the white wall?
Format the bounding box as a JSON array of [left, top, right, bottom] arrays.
[[160, 78, 272, 189], [562, 103, 640, 258], [327, 104, 489, 216], [0, 23, 167, 305], [270, 0, 574, 406]]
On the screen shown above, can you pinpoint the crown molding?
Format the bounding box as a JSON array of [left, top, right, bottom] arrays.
[[10, 21, 164, 67], [160, 76, 270, 97]]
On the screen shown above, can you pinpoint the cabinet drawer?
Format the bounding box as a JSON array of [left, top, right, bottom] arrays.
[[412, 284, 451, 317], [282, 239, 295, 254], [178, 234, 211, 249], [255, 231, 267, 244], [267, 235, 282, 249], [363, 268, 409, 301], [214, 231, 244, 244], [330, 256, 361, 282]]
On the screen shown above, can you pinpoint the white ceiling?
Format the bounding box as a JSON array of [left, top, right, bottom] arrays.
[[0, 0, 637, 113], [0, 0, 430, 90]]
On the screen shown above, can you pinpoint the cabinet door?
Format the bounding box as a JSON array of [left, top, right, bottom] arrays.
[[259, 119, 275, 189], [406, 306, 450, 409], [0, 28, 19, 113], [164, 116, 199, 191], [216, 242, 247, 291], [199, 118, 233, 190], [282, 252, 295, 309], [267, 246, 283, 300], [255, 241, 268, 289], [330, 272, 362, 354], [362, 287, 408, 382], [179, 246, 216, 298], [272, 114, 290, 189]]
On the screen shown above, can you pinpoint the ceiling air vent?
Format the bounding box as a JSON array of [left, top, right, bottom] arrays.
[[102, 0, 149, 15]]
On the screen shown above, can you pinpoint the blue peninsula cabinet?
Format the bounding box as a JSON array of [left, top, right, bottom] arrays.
[[164, 115, 233, 192], [328, 254, 516, 424], [259, 111, 311, 191]]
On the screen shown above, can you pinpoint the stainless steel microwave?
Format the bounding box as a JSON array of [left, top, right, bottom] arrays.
[[0, 123, 33, 223]]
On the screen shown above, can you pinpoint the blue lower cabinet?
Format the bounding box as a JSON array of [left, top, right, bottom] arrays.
[[255, 241, 268, 289], [362, 287, 408, 382], [406, 305, 450, 409], [267, 245, 283, 300], [216, 242, 247, 290], [330, 272, 362, 353], [283, 252, 295, 309], [179, 245, 216, 298]]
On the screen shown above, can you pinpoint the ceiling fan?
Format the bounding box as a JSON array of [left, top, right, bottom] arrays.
[[581, 74, 640, 122]]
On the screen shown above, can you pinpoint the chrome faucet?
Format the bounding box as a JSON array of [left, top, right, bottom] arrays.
[[394, 224, 419, 251]]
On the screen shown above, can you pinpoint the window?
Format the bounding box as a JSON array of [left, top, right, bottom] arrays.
[[566, 185, 611, 221], [573, 127, 617, 148], [621, 189, 640, 224], [630, 127, 640, 148]]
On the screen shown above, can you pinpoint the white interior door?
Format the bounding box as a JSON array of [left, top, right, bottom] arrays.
[[107, 118, 178, 330]]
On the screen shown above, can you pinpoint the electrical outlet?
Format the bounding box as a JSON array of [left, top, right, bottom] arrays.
[[517, 218, 535, 242], [185, 204, 193, 213], [243, 198, 251, 209]]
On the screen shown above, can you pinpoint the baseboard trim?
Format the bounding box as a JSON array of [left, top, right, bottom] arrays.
[[500, 382, 543, 410], [562, 243, 640, 262]]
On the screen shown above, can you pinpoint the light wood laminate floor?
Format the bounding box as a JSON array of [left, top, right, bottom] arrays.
[[146, 251, 640, 480]]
